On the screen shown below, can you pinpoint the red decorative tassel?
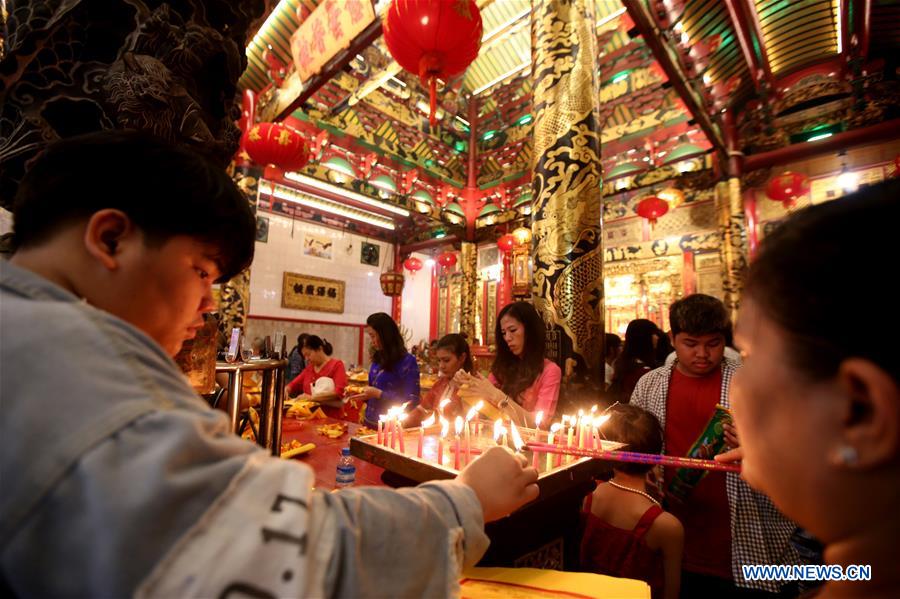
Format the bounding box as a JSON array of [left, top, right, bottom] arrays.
[[429, 77, 437, 128]]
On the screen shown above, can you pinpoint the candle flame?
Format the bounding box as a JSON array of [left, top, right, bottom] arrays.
[[590, 404, 598, 413], [593, 414, 611, 428], [465, 405, 479, 422], [438, 397, 451, 409], [454, 416, 464, 436], [550, 422, 563, 433], [440, 418, 449, 437], [422, 414, 436, 428], [493, 419, 503, 442], [509, 422, 524, 452], [378, 413, 388, 422], [535, 410, 544, 428]]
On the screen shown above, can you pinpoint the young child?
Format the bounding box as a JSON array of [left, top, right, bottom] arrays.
[[580, 404, 684, 599]]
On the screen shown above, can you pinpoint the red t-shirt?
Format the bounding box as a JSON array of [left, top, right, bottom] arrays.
[[664, 367, 732, 580], [286, 358, 347, 397]]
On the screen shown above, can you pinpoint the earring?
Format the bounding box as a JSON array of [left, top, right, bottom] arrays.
[[836, 445, 858, 466]]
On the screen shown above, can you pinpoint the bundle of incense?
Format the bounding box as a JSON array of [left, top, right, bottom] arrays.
[[525, 442, 741, 473]]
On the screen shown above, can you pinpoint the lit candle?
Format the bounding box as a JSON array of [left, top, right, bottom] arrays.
[[510, 421, 524, 452], [454, 416, 463, 471], [593, 413, 610, 449], [438, 397, 451, 418], [566, 415, 575, 450], [493, 419, 503, 445], [547, 423, 562, 471], [388, 408, 398, 449], [377, 414, 386, 445], [397, 412, 407, 454], [418, 414, 436, 459], [577, 409, 585, 448], [464, 404, 480, 466], [532, 411, 544, 469], [438, 418, 448, 466], [500, 425, 507, 448]]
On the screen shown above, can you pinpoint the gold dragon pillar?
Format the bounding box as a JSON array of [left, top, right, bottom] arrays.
[[530, 0, 604, 385]]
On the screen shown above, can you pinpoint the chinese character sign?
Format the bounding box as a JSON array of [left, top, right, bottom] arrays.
[[282, 273, 346, 314], [290, 0, 376, 82]]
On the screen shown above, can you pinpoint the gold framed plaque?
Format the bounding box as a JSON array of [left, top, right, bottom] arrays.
[[282, 272, 345, 313]]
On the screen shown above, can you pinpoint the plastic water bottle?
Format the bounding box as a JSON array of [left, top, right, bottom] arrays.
[[335, 448, 356, 488]]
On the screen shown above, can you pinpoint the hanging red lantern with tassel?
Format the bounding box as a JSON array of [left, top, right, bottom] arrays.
[[437, 251, 457, 268], [403, 256, 424, 275], [383, 0, 483, 128], [636, 196, 669, 227], [497, 233, 516, 254], [242, 123, 309, 171], [766, 171, 810, 208]]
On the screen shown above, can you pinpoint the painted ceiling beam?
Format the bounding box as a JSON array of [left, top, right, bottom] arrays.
[[276, 19, 383, 120], [723, 0, 763, 92], [855, 0, 872, 59], [620, 0, 726, 155], [739, 0, 775, 87]]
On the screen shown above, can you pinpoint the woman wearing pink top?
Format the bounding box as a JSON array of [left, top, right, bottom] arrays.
[[455, 301, 560, 427]]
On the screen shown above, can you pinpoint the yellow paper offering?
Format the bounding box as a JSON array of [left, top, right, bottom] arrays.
[[460, 567, 650, 599]]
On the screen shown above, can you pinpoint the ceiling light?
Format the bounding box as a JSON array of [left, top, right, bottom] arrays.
[[807, 132, 832, 142], [837, 167, 859, 193], [284, 171, 410, 217], [262, 180, 396, 230]]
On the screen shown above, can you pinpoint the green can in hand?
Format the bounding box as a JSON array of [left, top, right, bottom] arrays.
[[667, 404, 733, 503]]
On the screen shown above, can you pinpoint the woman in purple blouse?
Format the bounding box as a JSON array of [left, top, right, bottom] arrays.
[[352, 312, 421, 427]]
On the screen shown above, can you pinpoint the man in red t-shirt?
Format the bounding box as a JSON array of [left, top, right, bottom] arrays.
[[632, 294, 799, 598]]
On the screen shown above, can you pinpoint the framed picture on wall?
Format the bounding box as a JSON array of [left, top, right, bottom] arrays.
[[255, 216, 269, 243], [282, 273, 345, 313], [303, 233, 334, 260], [360, 241, 380, 266]]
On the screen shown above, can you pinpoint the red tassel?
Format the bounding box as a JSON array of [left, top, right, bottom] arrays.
[[429, 77, 437, 128]]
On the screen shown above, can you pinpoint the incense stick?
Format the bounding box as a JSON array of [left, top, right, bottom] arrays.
[[525, 442, 741, 473]]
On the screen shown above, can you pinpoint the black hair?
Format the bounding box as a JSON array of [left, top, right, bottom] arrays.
[[367, 312, 408, 371], [745, 179, 900, 383], [605, 404, 663, 474], [303, 334, 333, 356], [669, 294, 730, 338], [296, 333, 309, 347], [436, 333, 473, 372], [12, 130, 255, 282], [492, 301, 547, 403], [610, 319, 662, 400], [604, 333, 622, 361]]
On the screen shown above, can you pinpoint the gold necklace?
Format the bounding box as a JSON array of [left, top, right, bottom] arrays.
[[608, 480, 661, 506]]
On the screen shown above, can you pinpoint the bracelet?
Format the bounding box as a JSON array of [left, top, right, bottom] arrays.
[[497, 394, 510, 409]]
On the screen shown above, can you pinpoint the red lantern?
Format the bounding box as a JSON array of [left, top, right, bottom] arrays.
[[403, 257, 424, 274], [242, 123, 309, 171], [380, 272, 405, 297], [766, 171, 810, 208], [497, 234, 516, 253], [383, 0, 483, 127], [437, 251, 457, 268], [636, 196, 669, 226], [891, 155, 900, 178]]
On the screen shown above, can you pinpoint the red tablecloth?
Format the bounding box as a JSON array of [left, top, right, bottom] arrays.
[[281, 416, 386, 491]]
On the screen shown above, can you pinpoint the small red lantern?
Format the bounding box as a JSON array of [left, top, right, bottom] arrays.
[[383, 0, 483, 127], [766, 171, 810, 208], [242, 123, 309, 171], [403, 257, 424, 274], [497, 234, 516, 253], [380, 272, 405, 297], [891, 155, 900, 178], [636, 196, 669, 226], [437, 251, 457, 268]]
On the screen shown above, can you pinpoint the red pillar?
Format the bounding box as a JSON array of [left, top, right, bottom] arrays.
[[498, 251, 513, 312], [391, 246, 402, 323], [744, 190, 759, 261], [429, 261, 440, 341]]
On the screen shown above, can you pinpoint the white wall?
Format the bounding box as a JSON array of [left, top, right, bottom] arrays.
[[400, 251, 433, 347], [247, 211, 394, 366]]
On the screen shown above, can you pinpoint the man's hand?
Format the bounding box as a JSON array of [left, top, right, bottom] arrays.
[[715, 446, 744, 463], [457, 446, 539, 522]]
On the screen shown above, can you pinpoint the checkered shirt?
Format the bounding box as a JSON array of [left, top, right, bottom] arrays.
[[631, 359, 801, 592]]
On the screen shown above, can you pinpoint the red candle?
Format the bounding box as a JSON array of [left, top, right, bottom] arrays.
[[377, 417, 384, 446], [397, 415, 406, 454], [454, 416, 463, 471]]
